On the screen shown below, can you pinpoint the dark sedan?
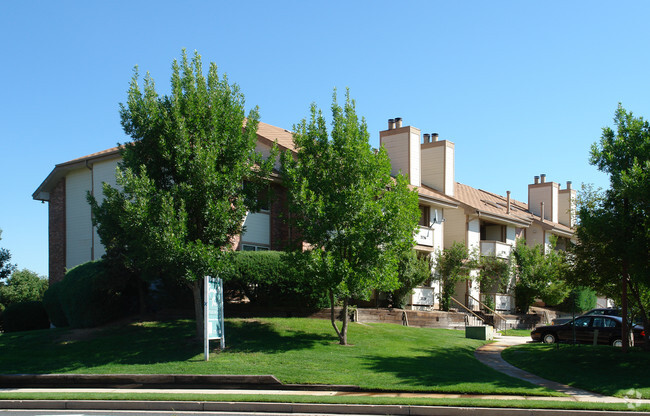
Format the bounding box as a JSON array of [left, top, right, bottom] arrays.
[[531, 315, 645, 347]]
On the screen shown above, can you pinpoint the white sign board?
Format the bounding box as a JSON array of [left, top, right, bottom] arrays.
[[204, 276, 225, 360]]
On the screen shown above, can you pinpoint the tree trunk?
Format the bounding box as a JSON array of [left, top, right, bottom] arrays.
[[329, 290, 349, 345], [191, 279, 204, 339]]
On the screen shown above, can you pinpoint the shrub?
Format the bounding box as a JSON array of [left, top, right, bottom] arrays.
[[56, 260, 137, 328], [388, 250, 431, 309], [1, 301, 49, 332], [42, 280, 68, 328], [560, 286, 597, 313], [223, 251, 326, 310]]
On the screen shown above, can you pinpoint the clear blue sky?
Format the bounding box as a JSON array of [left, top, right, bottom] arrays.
[[2, 1, 649, 277]]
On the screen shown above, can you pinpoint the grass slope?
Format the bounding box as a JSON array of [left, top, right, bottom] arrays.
[[503, 343, 650, 399], [0, 318, 556, 396]]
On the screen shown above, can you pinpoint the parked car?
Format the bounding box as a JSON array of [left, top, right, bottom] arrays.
[[532, 315, 645, 347], [551, 308, 620, 326]]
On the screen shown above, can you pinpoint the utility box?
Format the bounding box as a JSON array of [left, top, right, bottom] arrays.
[[465, 325, 494, 340]]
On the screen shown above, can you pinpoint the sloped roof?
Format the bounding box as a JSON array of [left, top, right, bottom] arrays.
[[33, 121, 297, 201], [452, 182, 574, 235]]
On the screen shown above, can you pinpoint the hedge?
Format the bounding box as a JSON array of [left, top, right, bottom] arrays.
[[1, 301, 49, 332]]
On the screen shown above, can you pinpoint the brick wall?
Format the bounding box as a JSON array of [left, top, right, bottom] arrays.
[[48, 178, 66, 285]]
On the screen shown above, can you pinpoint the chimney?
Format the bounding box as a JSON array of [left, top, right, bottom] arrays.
[[540, 173, 547, 183], [540, 202, 545, 223], [380, 118, 421, 187], [423, 133, 430, 143], [432, 133, 439, 142], [558, 180, 577, 227], [506, 191, 511, 214], [528, 174, 559, 223], [534, 176, 539, 184]]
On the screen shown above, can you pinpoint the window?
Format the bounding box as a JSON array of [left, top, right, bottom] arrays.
[[573, 317, 591, 327], [593, 317, 617, 328], [241, 244, 269, 251], [418, 205, 430, 227]]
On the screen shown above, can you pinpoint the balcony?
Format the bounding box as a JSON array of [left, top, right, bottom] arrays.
[[480, 240, 511, 259], [415, 226, 434, 247]]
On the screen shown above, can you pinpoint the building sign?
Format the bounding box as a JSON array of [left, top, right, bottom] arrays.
[[204, 276, 225, 360]]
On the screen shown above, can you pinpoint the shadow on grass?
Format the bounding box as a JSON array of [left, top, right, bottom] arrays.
[[362, 345, 543, 391], [0, 319, 333, 374], [225, 319, 333, 353]]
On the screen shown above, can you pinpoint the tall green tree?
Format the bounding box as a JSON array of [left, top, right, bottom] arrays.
[[0, 229, 16, 282], [434, 242, 476, 311], [281, 90, 420, 345], [572, 104, 650, 350], [90, 50, 275, 337]]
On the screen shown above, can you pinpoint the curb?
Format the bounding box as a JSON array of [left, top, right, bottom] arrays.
[[0, 374, 358, 392], [1, 400, 648, 416]]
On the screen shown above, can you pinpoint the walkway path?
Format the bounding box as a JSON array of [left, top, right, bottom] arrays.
[[475, 335, 649, 404]]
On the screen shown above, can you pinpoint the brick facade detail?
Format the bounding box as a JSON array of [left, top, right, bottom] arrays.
[[48, 178, 66, 285]]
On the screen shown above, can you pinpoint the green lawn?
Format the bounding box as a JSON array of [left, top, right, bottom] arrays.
[[502, 343, 650, 398], [499, 329, 532, 337], [0, 317, 557, 396]]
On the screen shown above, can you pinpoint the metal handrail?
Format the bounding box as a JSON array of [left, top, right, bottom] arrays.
[[468, 294, 508, 331], [450, 296, 488, 326]]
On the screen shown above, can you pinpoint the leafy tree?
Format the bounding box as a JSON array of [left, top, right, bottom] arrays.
[[0, 269, 48, 307], [434, 242, 476, 311], [389, 250, 432, 309], [281, 90, 420, 345], [571, 104, 650, 350], [0, 229, 16, 283], [89, 50, 275, 337], [512, 239, 569, 313]]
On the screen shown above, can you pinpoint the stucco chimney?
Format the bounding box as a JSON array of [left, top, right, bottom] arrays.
[[380, 118, 421, 187]]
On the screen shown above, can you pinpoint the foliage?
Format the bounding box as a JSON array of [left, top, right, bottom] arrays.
[[0, 269, 48, 308], [0, 229, 16, 283], [389, 250, 432, 309], [512, 239, 569, 313], [559, 286, 597, 313], [1, 301, 49, 332], [222, 251, 327, 309], [52, 261, 137, 328], [571, 104, 650, 349], [89, 50, 275, 337], [434, 242, 476, 311], [281, 90, 420, 344], [42, 281, 68, 328], [478, 254, 512, 294]]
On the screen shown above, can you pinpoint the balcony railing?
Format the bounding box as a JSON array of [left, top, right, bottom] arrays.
[[480, 240, 511, 259], [415, 226, 434, 247]]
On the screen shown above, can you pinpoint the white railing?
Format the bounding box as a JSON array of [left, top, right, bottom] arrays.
[[415, 226, 434, 247], [480, 240, 511, 259]]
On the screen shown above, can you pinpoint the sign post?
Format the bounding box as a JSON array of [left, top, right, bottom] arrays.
[[204, 276, 225, 361]]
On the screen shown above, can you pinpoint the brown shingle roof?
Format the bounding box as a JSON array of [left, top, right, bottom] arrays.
[[453, 182, 533, 226]]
